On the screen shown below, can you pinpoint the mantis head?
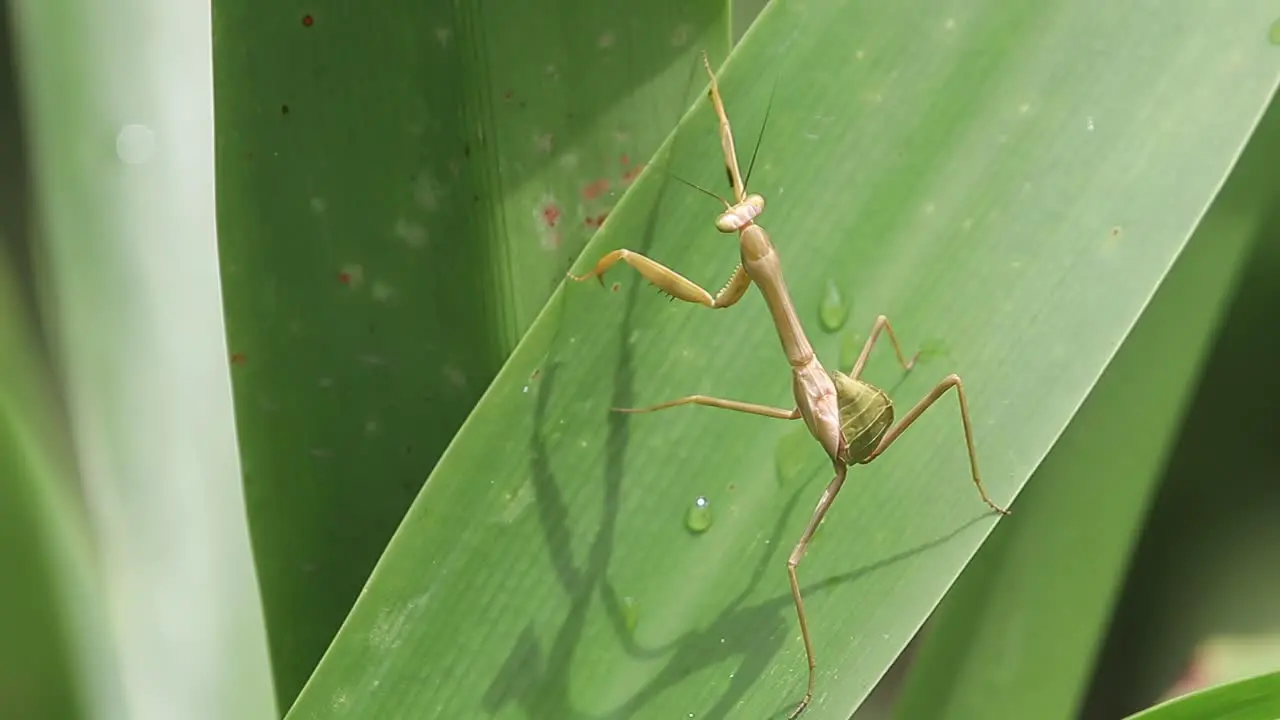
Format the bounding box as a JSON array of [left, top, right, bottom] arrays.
[[829, 371, 894, 465], [715, 193, 766, 233]]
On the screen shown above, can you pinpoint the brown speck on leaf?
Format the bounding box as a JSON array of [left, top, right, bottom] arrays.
[[230, 352, 247, 366], [581, 178, 610, 201], [542, 203, 561, 228], [1111, 226, 1121, 237], [301, 14, 314, 27], [611, 282, 620, 292]]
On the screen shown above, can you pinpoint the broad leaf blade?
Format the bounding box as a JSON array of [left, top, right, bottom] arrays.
[[288, 2, 1280, 718], [894, 97, 1280, 718]]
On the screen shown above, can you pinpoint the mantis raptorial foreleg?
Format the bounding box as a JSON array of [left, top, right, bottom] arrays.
[[568, 250, 752, 309]]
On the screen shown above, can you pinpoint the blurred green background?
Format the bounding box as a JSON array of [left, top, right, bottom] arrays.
[[2, 0, 1279, 718]]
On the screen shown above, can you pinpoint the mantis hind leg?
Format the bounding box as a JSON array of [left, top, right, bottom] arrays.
[[784, 461, 849, 720], [568, 250, 751, 309], [848, 314, 919, 379], [866, 374, 1011, 515]]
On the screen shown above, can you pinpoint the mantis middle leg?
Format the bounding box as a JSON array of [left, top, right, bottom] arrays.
[[613, 393, 800, 420]]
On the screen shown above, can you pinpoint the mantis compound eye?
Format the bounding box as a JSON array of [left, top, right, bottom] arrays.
[[715, 194, 766, 233]]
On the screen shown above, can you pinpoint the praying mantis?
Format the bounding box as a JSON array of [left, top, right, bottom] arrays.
[[568, 52, 1012, 718]]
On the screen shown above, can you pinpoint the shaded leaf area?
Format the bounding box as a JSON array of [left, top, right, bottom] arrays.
[[213, 0, 727, 706], [286, 1, 1280, 719], [1084, 112, 1280, 717], [0, 258, 88, 720]]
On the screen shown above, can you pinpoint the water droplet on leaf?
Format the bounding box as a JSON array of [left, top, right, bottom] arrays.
[[775, 425, 817, 486], [621, 596, 639, 632], [818, 279, 850, 332], [839, 329, 864, 371], [685, 496, 712, 533]]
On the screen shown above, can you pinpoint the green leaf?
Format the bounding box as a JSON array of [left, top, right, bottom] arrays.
[[1085, 170, 1280, 713], [893, 94, 1280, 720], [12, 0, 276, 716], [287, 2, 1280, 719], [213, 0, 729, 704], [0, 257, 100, 720], [1122, 671, 1280, 720]]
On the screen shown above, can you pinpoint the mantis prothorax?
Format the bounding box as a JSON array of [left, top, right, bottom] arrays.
[[568, 52, 1012, 718]]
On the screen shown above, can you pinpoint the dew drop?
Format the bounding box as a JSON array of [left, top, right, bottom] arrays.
[[915, 337, 950, 363], [775, 425, 817, 486], [685, 496, 712, 533], [621, 596, 639, 632], [818, 279, 850, 332], [116, 124, 156, 164], [839, 329, 865, 371]]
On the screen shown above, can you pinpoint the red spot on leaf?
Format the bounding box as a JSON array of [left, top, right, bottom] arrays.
[[582, 178, 610, 201], [620, 153, 631, 166], [338, 271, 351, 285], [542, 203, 561, 228], [301, 14, 314, 27], [230, 352, 247, 366], [622, 164, 645, 184]]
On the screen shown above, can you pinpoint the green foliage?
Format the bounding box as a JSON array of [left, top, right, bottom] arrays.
[[894, 95, 1280, 720], [280, 2, 1280, 719], [212, 0, 728, 705], [4, 1, 1279, 719], [1123, 671, 1280, 720]]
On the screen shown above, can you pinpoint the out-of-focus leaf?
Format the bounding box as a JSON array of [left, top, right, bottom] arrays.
[[12, 0, 277, 717], [1123, 670, 1280, 720]]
